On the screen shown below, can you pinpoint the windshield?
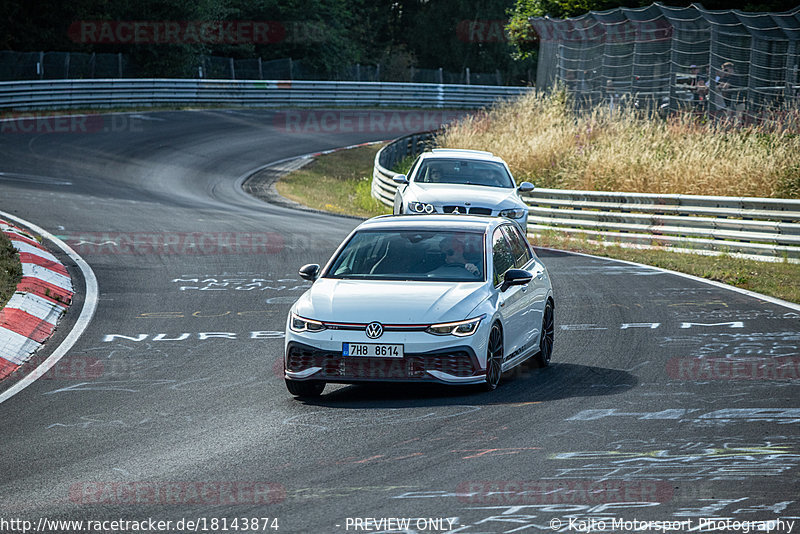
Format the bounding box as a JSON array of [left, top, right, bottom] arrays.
[[414, 158, 514, 188], [325, 229, 485, 282]]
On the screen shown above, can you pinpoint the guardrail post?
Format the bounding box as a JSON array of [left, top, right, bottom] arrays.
[[465, 67, 470, 85], [258, 57, 263, 80], [229, 57, 235, 80]]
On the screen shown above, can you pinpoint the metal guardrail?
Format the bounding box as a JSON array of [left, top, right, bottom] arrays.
[[372, 132, 436, 207], [0, 79, 531, 110], [372, 133, 800, 262]]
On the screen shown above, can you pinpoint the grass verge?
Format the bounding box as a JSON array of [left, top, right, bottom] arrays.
[[0, 230, 22, 309], [438, 90, 800, 198], [275, 145, 391, 219], [276, 143, 800, 304]]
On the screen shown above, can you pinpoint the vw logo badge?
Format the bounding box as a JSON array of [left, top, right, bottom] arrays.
[[366, 322, 384, 339]]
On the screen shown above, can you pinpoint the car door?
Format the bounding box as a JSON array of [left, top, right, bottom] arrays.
[[502, 224, 548, 351], [492, 226, 526, 359]]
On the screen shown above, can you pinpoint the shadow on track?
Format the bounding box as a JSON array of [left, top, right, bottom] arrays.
[[293, 362, 638, 408]]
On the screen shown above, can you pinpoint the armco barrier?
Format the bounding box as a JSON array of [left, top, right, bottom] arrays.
[[0, 79, 531, 111], [372, 133, 800, 262], [372, 132, 435, 207]]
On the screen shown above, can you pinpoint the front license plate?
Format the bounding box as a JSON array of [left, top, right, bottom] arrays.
[[343, 343, 404, 358]]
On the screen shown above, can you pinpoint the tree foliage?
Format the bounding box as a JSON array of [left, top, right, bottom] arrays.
[[0, 0, 535, 80], [2, 0, 798, 79]]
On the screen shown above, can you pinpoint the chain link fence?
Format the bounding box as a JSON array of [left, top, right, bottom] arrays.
[[530, 3, 800, 122]]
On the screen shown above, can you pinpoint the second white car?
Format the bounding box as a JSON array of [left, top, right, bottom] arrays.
[[392, 149, 534, 232]]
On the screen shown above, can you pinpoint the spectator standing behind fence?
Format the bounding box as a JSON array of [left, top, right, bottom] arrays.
[[688, 65, 708, 110], [712, 62, 745, 118], [604, 79, 622, 116]]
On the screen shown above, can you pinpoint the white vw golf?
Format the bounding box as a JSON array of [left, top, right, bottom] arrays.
[[284, 214, 554, 397]]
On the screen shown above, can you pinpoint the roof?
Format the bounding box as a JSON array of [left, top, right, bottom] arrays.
[[359, 214, 505, 232], [420, 149, 505, 164]]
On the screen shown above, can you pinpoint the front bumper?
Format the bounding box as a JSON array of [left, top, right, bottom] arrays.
[[285, 341, 485, 385]]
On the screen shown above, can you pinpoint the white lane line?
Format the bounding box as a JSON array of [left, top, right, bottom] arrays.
[[535, 246, 800, 313], [0, 210, 98, 405]]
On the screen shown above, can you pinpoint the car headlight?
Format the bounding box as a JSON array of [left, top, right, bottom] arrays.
[[290, 313, 326, 333], [409, 201, 435, 214], [426, 315, 485, 337], [499, 208, 527, 219]]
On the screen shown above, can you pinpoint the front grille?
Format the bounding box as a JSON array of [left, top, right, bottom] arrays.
[[287, 344, 478, 380], [468, 207, 492, 215], [443, 206, 493, 216]]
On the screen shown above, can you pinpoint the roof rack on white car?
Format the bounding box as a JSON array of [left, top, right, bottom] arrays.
[[431, 148, 494, 157]]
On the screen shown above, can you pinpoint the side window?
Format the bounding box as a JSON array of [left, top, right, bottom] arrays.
[[501, 225, 532, 268], [492, 228, 516, 286]]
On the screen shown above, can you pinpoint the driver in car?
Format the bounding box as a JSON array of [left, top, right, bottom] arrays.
[[440, 234, 480, 276]]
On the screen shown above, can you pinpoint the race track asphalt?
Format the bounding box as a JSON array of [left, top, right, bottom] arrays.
[[0, 109, 798, 533]]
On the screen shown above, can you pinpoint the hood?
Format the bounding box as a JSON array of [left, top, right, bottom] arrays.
[[409, 183, 521, 207], [293, 278, 489, 324]]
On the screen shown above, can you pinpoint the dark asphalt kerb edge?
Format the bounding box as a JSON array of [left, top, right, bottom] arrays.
[[238, 142, 800, 314], [0, 209, 99, 405], [235, 140, 389, 221]]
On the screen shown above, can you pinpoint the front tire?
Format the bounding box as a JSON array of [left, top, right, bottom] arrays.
[[483, 323, 503, 391], [534, 300, 554, 368], [285, 379, 325, 398]]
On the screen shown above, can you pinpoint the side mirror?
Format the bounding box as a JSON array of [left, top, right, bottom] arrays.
[[392, 174, 409, 185], [501, 269, 533, 292], [298, 263, 320, 281], [518, 181, 535, 193]]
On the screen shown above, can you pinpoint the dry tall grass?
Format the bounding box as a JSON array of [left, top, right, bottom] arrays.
[[437, 90, 800, 198]]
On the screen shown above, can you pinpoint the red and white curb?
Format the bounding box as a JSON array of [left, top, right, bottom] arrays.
[[0, 220, 74, 380]]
